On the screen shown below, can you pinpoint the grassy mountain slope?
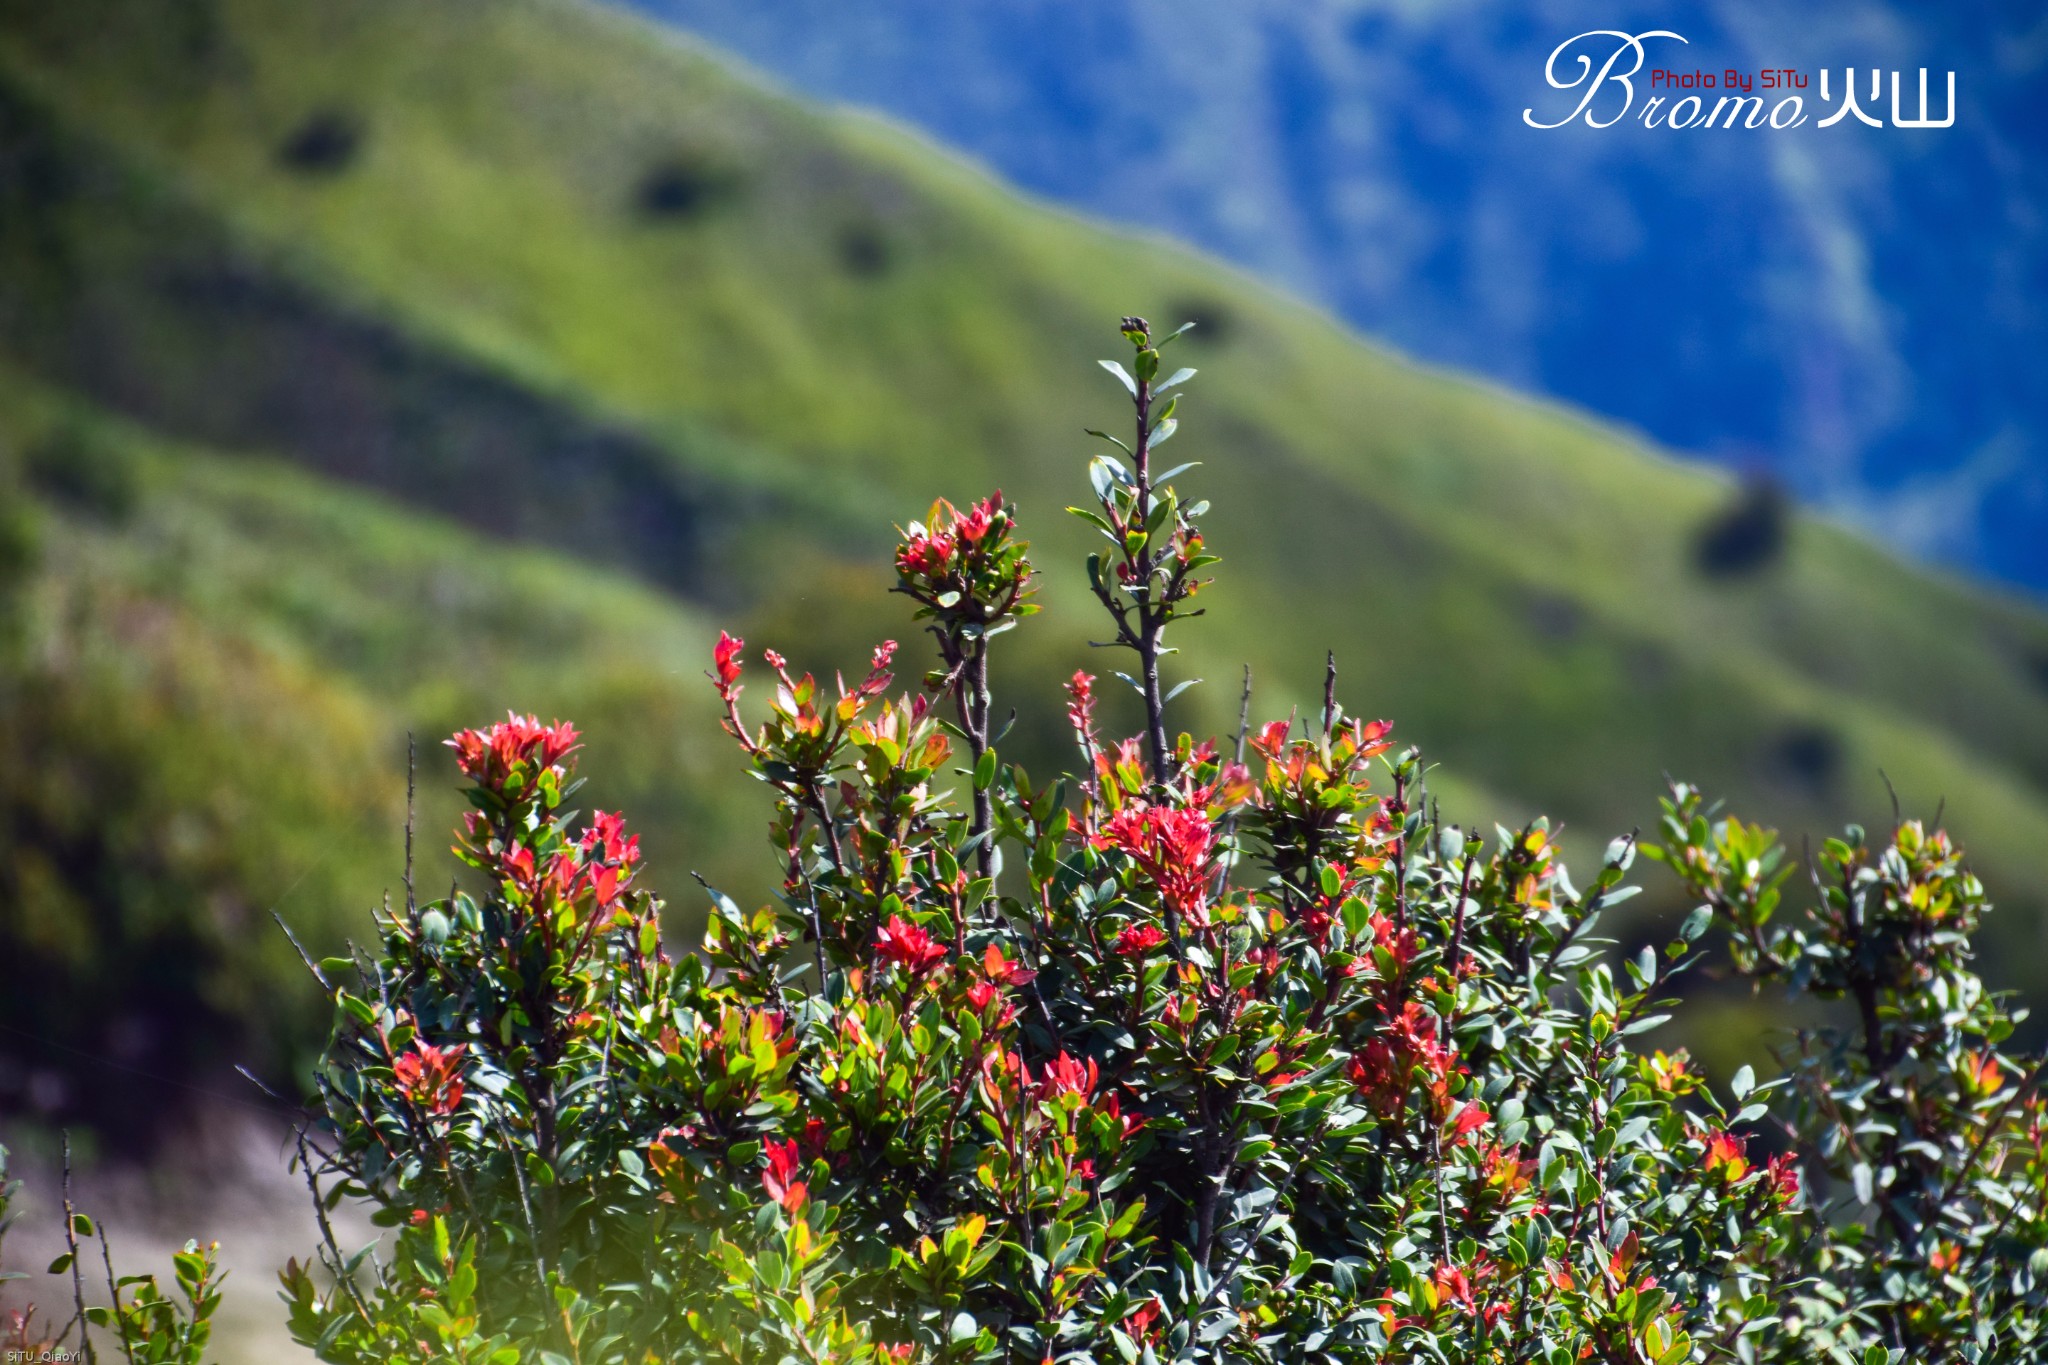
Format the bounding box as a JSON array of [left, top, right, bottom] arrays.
[[0, 368, 753, 1132], [3, 0, 2048, 1124]]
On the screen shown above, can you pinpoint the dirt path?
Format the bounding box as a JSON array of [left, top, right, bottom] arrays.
[[3, 1118, 379, 1363]]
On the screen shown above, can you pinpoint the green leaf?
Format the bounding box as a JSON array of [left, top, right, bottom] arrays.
[[338, 992, 378, 1029], [1089, 455, 1130, 502], [1678, 904, 1713, 941], [1085, 428, 1135, 457], [1098, 360, 1138, 396], [1068, 506, 1119, 538]]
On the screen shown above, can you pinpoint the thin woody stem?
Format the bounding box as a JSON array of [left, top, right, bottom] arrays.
[[61, 1135, 97, 1365], [964, 641, 995, 883], [1321, 651, 1338, 739], [1127, 332, 1172, 787], [1212, 665, 1254, 899]]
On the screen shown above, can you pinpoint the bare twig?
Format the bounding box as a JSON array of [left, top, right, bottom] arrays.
[[405, 733, 420, 935], [1233, 664, 1254, 766], [96, 1212, 135, 1364], [1213, 665, 1255, 900], [296, 1129, 373, 1325], [1321, 651, 1338, 739], [273, 911, 334, 992], [495, 1118, 581, 1361], [1195, 1108, 1336, 1316], [61, 1135, 97, 1365]]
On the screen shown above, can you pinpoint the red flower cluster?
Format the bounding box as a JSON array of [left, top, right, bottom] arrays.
[[1371, 912, 1421, 972], [1034, 1050, 1100, 1103], [956, 497, 995, 545], [964, 981, 1016, 1023], [1065, 671, 1097, 748], [446, 713, 580, 789], [895, 492, 1004, 580], [1123, 1299, 1164, 1346], [1470, 1142, 1536, 1210], [393, 1042, 467, 1117], [1447, 1100, 1490, 1143], [875, 914, 948, 973], [1699, 1130, 1799, 1206], [713, 631, 745, 689], [962, 942, 1035, 1019], [979, 1047, 1126, 1121], [1702, 1129, 1750, 1184], [1347, 1002, 1463, 1122], [1099, 1091, 1144, 1142], [978, 942, 1036, 987], [896, 529, 952, 579], [1765, 1152, 1801, 1204], [498, 834, 635, 915], [1433, 1256, 1508, 1327], [579, 810, 641, 870], [1093, 802, 1217, 927], [1113, 924, 1167, 956], [1960, 1050, 2005, 1099], [1608, 1231, 1648, 1286], [762, 1138, 808, 1213]]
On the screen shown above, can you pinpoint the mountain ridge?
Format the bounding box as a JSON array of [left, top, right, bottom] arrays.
[[3, 0, 2048, 1134], [623, 0, 2048, 588]]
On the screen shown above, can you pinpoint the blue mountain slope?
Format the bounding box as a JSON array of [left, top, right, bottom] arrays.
[[623, 0, 2048, 588]]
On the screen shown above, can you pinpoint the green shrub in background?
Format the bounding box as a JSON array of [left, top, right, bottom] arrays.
[[6, 322, 2044, 1362], [25, 424, 141, 525]]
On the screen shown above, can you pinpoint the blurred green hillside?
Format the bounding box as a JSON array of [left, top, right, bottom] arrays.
[[4, 0, 2048, 1135]]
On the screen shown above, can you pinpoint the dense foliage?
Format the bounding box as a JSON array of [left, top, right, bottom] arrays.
[[6, 321, 2045, 1363]]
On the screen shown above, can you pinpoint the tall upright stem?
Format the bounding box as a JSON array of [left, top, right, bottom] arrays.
[[61, 1135, 97, 1365], [964, 642, 994, 882], [1132, 370, 1171, 786]]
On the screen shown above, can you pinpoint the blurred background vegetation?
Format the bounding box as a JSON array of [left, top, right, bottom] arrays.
[[3, 0, 2047, 1159]]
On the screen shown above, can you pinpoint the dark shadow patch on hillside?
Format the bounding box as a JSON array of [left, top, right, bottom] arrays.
[[0, 78, 762, 603], [1525, 591, 1583, 644], [1165, 298, 1233, 346], [837, 222, 892, 277], [25, 423, 139, 523], [2027, 646, 2048, 698], [1764, 721, 1842, 800], [634, 151, 743, 221], [1694, 478, 1789, 578], [276, 108, 363, 175]]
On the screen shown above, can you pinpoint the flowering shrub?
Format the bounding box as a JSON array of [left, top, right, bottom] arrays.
[[11, 319, 2046, 1362]]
